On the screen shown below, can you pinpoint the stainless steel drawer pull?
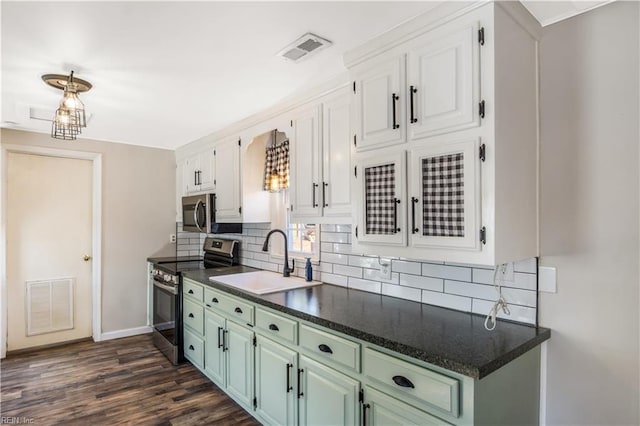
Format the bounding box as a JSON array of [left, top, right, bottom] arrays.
[[188, 345, 194, 351], [234, 307, 243, 314], [318, 344, 333, 354], [269, 324, 280, 331], [188, 313, 194, 318], [392, 375, 415, 388]]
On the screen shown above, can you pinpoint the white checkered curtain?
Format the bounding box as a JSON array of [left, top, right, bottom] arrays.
[[365, 163, 396, 234], [422, 153, 465, 237], [263, 136, 290, 191]]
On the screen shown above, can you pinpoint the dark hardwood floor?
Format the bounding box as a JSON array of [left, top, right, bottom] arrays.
[[0, 334, 261, 425]]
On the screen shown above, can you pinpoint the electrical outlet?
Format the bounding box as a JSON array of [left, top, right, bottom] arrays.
[[170, 234, 176, 243], [379, 258, 392, 280], [497, 262, 515, 282]]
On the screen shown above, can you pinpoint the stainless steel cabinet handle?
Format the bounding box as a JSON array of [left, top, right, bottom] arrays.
[[323, 182, 328, 207]]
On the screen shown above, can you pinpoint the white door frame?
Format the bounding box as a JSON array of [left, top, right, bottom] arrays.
[[0, 143, 102, 358]]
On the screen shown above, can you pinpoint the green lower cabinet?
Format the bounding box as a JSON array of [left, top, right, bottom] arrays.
[[225, 320, 255, 408], [204, 311, 226, 386], [364, 386, 451, 426], [255, 335, 298, 425], [298, 355, 360, 426]]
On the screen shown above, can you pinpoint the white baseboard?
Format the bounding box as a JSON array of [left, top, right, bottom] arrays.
[[99, 325, 152, 341]]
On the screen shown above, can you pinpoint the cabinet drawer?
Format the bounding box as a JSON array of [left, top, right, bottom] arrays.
[[183, 279, 204, 302], [299, 324, 360, 373], [255, 308, 298, 345], [183, 328, 204, 369], [363, 348, 460, 418], [183, 299, 204, 335], [204, 288, 254, 326]]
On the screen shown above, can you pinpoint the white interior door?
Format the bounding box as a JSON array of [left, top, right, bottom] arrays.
[[6, 152, 93, 351]]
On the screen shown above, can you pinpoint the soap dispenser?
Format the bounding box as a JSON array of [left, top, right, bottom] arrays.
[[305, 258, 313, 282]]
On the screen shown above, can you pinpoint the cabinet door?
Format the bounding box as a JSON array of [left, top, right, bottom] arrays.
[[298, 355, 359, 426], [225, 321, 254, 408], [204, 310, 226, 386], [408, 139, 481, 251], [184, 155, 200, 194], [364, 386, 449, 426], [214, 137, 242, 222], [407, 19, 480, 140], [255, 335, 297, 426], [353, 151, 406, 246], [198, 149, 216, 191], [353, 55, 406, 152], [290, 103, 322, 220], [322, 88, 352, 219]]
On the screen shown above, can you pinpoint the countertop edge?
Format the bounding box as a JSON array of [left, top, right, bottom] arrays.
[[183, 271, 551, 379]]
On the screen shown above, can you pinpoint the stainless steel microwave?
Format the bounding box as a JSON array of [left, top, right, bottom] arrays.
[[181, 194, 242, 234]]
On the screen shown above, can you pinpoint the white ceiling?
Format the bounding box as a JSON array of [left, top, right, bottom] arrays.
[[1, 1, 614, 150]]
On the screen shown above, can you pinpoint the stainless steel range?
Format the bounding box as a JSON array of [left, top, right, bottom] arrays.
[[150, 237, 240, 365]]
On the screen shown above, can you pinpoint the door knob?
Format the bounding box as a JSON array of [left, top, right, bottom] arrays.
[[83, 255, 92, 261]]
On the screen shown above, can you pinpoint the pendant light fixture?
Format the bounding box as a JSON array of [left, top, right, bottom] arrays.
[[41, 71, 92, 140]]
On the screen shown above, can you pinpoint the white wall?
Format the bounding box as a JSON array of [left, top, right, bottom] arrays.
[[538, 2, 639, 424], [1, 129, 176, 334]]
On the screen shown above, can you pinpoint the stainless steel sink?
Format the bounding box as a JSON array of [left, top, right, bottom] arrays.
[[209, 270, 321, 295]]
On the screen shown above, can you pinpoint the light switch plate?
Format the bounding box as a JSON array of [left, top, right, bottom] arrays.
[[379, 258, 392, 280], [497, 262, 515, 282], [538, 266, 557, 293]]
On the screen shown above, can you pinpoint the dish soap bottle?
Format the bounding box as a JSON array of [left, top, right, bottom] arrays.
[[305, 258, 313, 282]]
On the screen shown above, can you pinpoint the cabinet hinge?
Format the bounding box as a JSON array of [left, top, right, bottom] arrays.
[[359, 389, 364, 403], [353, 81, 356, 94], [479, 100, 485, 119], [354, 166, 357, 178], [238, 138, 241, 147], [253, 397, 257, 409], [480, 226, 487, 245], [253, 336, 256, 346], [478, 27, 485, 46], [353, 135, 357, 147], [479, 144, 486, 162], [355, 226, 358, 238]]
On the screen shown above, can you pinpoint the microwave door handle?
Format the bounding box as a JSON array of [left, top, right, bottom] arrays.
[[194, 200, 205, 233]]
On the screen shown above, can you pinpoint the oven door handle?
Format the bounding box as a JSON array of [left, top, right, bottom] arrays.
[[153, 280, 178, 295]]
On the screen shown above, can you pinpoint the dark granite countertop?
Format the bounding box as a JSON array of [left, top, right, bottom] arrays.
[[147, 255, 202, 264], [183, 268, 550, 379]]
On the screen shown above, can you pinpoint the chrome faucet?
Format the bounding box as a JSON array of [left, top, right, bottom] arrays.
[[262, 229, 293, 277]]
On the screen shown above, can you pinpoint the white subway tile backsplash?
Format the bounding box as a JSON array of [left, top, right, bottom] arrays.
[[177, 221, 539, 326], [472, 299, 536, 325], [349, 278, 381, 293], [422, 263, 472, 282], [348, 255, 379, 269], [321, 273, 348, 287], [322, 252, 350, 265], [399, 274, 444, 292], [391, 260, 422, 275], [363, 268, 399, 284], [422, 291, 472, 312], [381, 284, 422, 303], [333, 264, 363, 279]]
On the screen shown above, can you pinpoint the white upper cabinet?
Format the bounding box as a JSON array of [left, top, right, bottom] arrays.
[[214, 136, 242, 222], [352, 55, 406, 151], [406, 18, 480, 140], [349, 2, 539, 265], [183, 149, 216, 194], [289, 103, 322, 219], [290, 86, 352, 224]]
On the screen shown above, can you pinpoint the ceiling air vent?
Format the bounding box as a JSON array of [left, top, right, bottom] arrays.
[[278, 33, 332, 62]]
